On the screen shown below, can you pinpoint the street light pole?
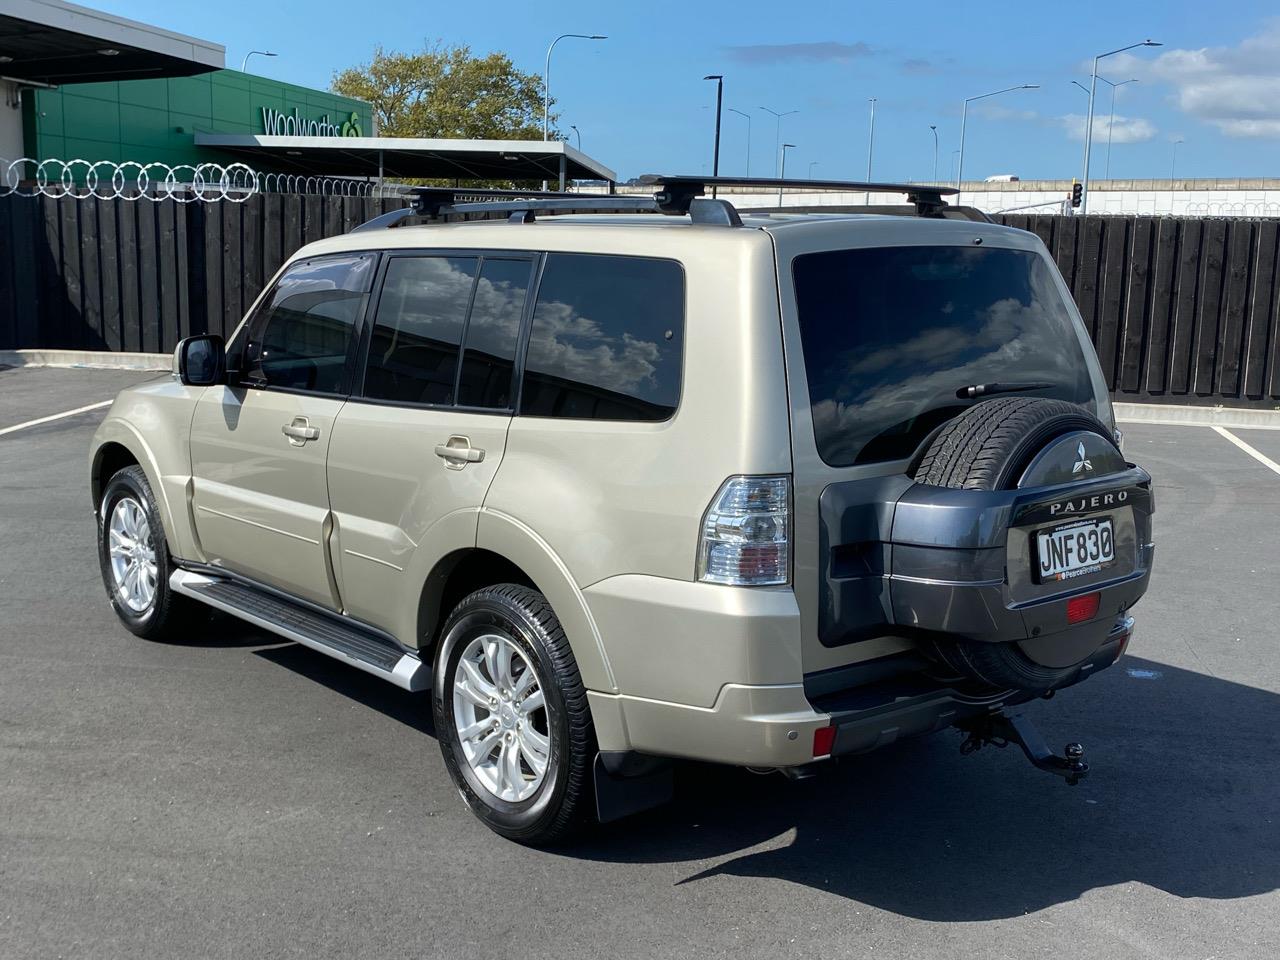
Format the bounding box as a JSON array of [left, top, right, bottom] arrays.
[[760, 106, 798, 177], [241, 50, 276, 72], [541, 33, 605, 190], [1080, 40, 1161, 215], [956, 84, 1039, 204], [1104, 78, 1138, 179], [537, 33, 601, 142], [570, 124, 581, 150], [704, 75, 723, 197], [778, 143, 796, 205], [864, 98, 877, 205], [727, 108, 751, 176], [866, 98, 877, 180], [808, 160, 819, 178], [930, 125, 938, 182], [1171, 139, 1184, 180]]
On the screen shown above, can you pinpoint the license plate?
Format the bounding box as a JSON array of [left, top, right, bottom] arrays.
[[1035, 518, 1115, 583]]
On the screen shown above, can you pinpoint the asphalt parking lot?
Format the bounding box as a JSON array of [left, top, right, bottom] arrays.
[[2, 366, 1278, 960]]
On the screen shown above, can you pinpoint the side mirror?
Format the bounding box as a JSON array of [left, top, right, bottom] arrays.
[[176, 334, 227, 386]]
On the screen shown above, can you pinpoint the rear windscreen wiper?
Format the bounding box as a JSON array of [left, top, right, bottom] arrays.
[[956, 381, 1056, 399]]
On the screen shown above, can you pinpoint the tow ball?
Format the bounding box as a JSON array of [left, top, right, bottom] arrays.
[[958, 712, 1089, 786]]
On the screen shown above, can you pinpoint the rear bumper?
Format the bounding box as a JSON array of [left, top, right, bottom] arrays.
[[820, 616, 1132, 758], [585, 609, 1133, 769]]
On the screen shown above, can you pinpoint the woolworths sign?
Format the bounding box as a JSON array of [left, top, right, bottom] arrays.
[[261, 107, 362, 137]]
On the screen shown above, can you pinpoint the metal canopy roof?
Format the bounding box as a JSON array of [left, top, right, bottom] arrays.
[[0, 0, 224, 85], [193, 134, 617, 183]]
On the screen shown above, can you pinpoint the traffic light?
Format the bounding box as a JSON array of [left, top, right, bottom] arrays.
[[1070, 181, 1083, 208]]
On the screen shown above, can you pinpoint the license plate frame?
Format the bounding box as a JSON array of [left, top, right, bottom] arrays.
[[1034, 517, 1116, 584]]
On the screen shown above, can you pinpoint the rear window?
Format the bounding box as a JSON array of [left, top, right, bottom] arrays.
[[792, 245, 1096, 467]]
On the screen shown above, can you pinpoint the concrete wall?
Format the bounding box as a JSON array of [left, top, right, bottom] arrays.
[[601, 179, 1280, 218]]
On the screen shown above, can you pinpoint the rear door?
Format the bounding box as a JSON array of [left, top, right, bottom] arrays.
[[189, 252, 375, 608], [771, 221, 1109, 676], [326, 252, 534, 644]]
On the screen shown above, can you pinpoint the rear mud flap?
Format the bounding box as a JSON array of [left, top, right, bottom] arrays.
[[593, 752, 675, 824]]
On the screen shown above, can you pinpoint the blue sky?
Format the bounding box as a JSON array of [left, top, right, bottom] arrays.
[[100, 0, 1280, 181]]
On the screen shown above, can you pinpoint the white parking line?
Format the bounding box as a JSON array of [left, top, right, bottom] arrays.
[[0, 399, 113, 438], [1212, 425, 1280, 477]]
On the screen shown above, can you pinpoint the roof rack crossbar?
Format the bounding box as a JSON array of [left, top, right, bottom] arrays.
[[348, 175, 968, 233], [640, 174, 958, 217]]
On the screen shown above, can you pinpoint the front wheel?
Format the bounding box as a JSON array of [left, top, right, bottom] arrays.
[[97, 465, 200, 640], [432, 584, 596, 845]]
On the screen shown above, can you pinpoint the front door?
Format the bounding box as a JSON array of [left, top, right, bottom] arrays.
[[326, 253, 535, 643], [189, 252, 377, 609]]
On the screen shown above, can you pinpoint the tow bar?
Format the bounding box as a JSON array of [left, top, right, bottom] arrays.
[[958, 712, 1089, 786]]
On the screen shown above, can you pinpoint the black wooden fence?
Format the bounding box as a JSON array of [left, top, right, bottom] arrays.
[[996, 213, 1280, 408], [0, 193, 408, 353], [2, 193, 1279, 407]]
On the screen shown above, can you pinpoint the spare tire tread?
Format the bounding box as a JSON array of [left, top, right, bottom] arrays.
[[916, 396, 1109, 491]]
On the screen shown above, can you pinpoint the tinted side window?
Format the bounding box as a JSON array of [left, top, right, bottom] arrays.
[[520, 254, 684, 421], [363, 256, 477, 405], [457, 259, 530, 409], [242, 254, 375, 394]]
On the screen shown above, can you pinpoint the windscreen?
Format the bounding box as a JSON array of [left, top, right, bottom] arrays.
[[792, 245, 1097, 467]]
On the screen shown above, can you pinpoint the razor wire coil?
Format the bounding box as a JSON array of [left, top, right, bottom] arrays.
[[2, 158, 261, 201], [2, 158, 416, 201]]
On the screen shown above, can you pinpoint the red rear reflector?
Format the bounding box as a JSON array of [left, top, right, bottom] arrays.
[[813, 725, 836, 758], [1067, 592, 1101, 624]]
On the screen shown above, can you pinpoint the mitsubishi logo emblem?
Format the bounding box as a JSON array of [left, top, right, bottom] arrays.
[[1072, 440, 1093, 474]]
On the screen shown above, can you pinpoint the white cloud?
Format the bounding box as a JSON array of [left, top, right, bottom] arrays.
[[1112, 20, 1280, 139], [1058, 113, 1157, 143]]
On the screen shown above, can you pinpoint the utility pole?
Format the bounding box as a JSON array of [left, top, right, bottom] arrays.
[[704, 75, 723, 197]]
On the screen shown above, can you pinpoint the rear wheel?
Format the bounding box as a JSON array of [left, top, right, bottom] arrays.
[[433, 584, 596, 844], [915, 397, 1119, 692]]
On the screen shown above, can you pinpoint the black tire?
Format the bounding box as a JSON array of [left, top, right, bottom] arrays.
[[432, 584, 596, 845], [97, 465, 203, 641], [915, 397, 1116, 692], [915, 396, 1112, 492]]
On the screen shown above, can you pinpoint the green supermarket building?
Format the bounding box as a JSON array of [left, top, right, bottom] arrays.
[[2, 0, 614, 186]]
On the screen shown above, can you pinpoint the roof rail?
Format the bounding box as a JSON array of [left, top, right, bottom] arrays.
[[638, 175, 959, 218], [349, 185, 742, 232]]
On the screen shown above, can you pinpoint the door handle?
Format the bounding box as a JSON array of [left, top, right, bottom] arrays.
[[281, 417, 320, 446], [434, 436, 485, 468]]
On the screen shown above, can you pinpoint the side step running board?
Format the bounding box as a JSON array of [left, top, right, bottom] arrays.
[[170, 570, 429, 692]]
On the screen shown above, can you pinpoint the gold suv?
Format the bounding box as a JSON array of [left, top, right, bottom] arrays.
[[90, 178, 1154, 843]]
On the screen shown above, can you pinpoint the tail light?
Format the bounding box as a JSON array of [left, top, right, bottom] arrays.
[[697, 475, 791, 586]]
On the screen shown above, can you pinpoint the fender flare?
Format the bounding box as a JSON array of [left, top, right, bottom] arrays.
[[476, 507, 617, 695], [91, 418, 194, 558]]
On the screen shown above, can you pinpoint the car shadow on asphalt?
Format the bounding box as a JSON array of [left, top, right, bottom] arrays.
[[250, 641, 1279, 921], [252, 639, 436, 736]]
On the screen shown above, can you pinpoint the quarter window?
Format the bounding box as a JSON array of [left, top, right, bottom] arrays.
[[363, 256, 477, 405], [457, 259, 531, 409], [241, 254, 375, 394], [520, 254, 684, 421]]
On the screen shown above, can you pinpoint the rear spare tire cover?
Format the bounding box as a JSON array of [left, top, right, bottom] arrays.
[[914, 396, 1119, 691]]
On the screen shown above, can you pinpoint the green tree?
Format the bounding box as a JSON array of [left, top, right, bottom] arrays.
[[332, 43, 553, 141]]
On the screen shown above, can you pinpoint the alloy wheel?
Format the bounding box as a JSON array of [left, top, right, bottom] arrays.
[[451, 632, 550, 802], [107, 496, 157, 614]]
